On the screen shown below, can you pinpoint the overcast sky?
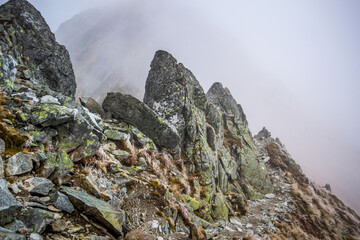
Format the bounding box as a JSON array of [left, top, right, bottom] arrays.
[[1, 0, 359, 213]]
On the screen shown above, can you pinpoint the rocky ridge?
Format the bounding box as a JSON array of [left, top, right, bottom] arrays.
[[0, 1, 359, 240]]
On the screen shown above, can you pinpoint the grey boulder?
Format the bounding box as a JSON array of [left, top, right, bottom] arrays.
[[102, 92, 180, 150], [54, 192, 74, 213], [0, 227, 25, 240], [0, 179, 22, 225], [19, 208, 55, 234], [25, 177, 54, 196], [5, 153, 33, 176]]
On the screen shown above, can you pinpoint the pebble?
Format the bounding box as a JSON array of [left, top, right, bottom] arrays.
[[246, 223, 253, 228], [152, 220, 159, 229]]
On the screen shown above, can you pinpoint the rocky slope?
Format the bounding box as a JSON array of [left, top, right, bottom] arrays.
[[0, 1, 359, 240]]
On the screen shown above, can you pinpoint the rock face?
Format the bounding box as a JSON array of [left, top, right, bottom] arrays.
[[0, 0, 76, 98], [144, 50, 272, 214], [103, 92, 181, 150], [61, 186, 126, 236]]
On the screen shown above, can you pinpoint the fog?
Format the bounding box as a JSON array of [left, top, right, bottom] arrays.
[[1, 0, 359, 213]]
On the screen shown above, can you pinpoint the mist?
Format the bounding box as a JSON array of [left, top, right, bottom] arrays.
[[1, 0, 359, 213]]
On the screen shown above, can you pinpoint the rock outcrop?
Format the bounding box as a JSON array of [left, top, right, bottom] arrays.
[[144, 50, 272, 209], [0, 0, 76, 98]]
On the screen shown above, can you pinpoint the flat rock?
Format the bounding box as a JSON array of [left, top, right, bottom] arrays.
[[61, 186, 126, 236], [5, 152, 33, 176], [25, 177, 54, 196], [102, 92, 180, 150], [0, 179, 22, 225], [112, 150, 131, 161], [54, 192, 74, 213], [29, 233, 43, 240], [104, 129, 128, 141], [0, 227, 25, 240], [40, 95, 60, 105], [30, 104, 75, 127], [265, 193, 275, 199]]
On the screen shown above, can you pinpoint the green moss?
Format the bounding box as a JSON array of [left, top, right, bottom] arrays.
[[182, 194, 201, 211], [212, 193, 228, 221], [57, 150, 73, 168]]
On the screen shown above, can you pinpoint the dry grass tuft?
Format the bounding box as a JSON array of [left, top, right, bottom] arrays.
[[124, 226, 153, 240]]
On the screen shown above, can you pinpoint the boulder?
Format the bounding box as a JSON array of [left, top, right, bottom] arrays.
[[0, 227, 25, 240], [69, 134, 100, 162], [57, 116, 94, 153], [102, 92, 180, 150], [79, 97, 106, 118], [0, 179, 22, 225], [40, 151, 73, 183], [54, 192, 74, 213], [0, 0, 76, 98], [19, 208, 55, 234], [61, 186, 126, 236], [5, 153, 33, 176], [30, 104, 75, 127], [24, 177, 54, 196]]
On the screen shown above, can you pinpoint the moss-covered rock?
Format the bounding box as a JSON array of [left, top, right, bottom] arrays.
[[19, 208, 55, 234], [40, 151, 73, 183], [69, 134, 100, 162], [104, 129, 128, 141], [144, 51, 273, 224], [0, 53, 17, 93], [182, 194, 201, 211], [61, 186, 126, 236], [30, 103, 75, 127], [212, 193, 228, 222]]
